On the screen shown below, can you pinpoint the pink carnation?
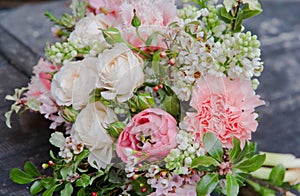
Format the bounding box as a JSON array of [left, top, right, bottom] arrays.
[[183, 75, 265, 148], [116, 108, 178, 162], [25, 58, 64, 129]]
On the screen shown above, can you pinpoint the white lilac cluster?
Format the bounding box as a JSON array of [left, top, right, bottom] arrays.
[[45, 41, 89, 64], [212, 31, 263, 79], [58, 136, 84, 163], [170, 5, 263, 101], [165, 130, 206, 174]]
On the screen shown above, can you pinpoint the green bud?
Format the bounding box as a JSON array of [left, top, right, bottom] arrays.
[[131, 9, 141, 27], [61, 106, 79, 123], [106, 121, 126, 138], [102, 28, 124, 45]]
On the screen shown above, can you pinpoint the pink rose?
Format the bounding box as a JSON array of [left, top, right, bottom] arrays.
[[116, 108, 178, 162], [183, 74, 265, 148]]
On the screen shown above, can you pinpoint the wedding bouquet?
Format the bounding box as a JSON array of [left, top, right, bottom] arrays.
[[5, 0, 300, 195]]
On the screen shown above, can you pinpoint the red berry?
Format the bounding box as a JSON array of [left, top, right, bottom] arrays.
[[153, 86, 159, 92], [158, 84, 163, 89], [160, 51, 166, 58], [48, 160, 54, 167], [169, 58, 175, 66], [141, 187, 147, 193], [91, 192, 97, 196]]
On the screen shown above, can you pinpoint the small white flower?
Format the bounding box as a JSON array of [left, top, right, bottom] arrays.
[[184, 157, 192, 166], [124, 148, 133, 156]]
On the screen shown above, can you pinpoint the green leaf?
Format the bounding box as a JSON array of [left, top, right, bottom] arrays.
[[226, 174, 239, 196], [49, 132, 65, 148], [102, 28, 124, 45], [41, 177, 57, 189], [246, 179, 276, 196], [146, 32, 159, 47], [42, 184, 60, 196], [243, 0, 262, 11], [229, 137, 241, 163], [196, 173, 219, 196], [24, 161, 40, 177], [60, 166, 73, 180], [26, 99, 40, 111], [203, 132, 223, 162], [269, 164, 285, 186], [106, 122, 126, 138], [137, 93, 155, 110], [236, 154, 266, 172], [44, 11, 61, 24], [90, 170, 105, 185], [74, 149, 90, 169], [76, 174, 90, 188], [77, 188, 85, 196], [4, 111, 12, 128], [61, 183, 73, 196], [10, 168, 34, 184], [30, 180, 44, 195], [191, 156, 219, 168]]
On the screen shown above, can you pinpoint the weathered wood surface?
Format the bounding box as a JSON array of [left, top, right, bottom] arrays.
[[0, 0, 300, 195]]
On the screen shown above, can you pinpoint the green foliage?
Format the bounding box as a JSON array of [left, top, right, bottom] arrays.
[[5, 87, 29, 128], [24, 161, 41, 177], [226, 174, 239, 196], [159, 84, 181, 119], [61, 183, 73, 196], [30, 181, 44, 195], [132, 176, 153, 195], [49, 132, 65, 148], [236, 154, 266, 173], [196, 173, 219, 196], [102, 28, 124, 45], [269, 164, 285, 186], [203, 132, 223, 162], [106, 121, 126, 138], [129, 92, 155, 113], [10, 168, 35, 184], [191, 155, 219, 169]]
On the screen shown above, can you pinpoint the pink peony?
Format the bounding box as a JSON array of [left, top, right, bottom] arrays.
[[116, 108, 178, 162], [183, 74, 265, 148]]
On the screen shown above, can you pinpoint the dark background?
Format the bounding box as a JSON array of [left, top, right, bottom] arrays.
[[0, 0, 300, 195]]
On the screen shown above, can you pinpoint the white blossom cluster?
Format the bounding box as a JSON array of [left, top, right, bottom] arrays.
[[164, 130, 206, 174], [169, 5, 263, 101], [58, 136, 84, 163]]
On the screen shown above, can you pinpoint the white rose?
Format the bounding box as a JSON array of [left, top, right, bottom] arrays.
[[97, 43, 144, 102], [71, 102, 116, 169], [51, 57, 97, 110], [68, 13, 111, 48]]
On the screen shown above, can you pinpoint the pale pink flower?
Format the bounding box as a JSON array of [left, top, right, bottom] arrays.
[[120, 0, 178, 48], [25, 58, 64, 129], [85, 0, 122, 24], [183, 74, 265, 148], [116, 108, 178, 162]]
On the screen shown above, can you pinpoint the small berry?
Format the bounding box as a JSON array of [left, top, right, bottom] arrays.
[[141, 187, 147, 193], [158, 84, 163, 89], [91, 192, 97, 196], [153, 86, 159, 92], [160, 51, 166, 58], [169, 58, 175, 66], [48, 160, 54, 167], [42, 163, 48, 169]]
